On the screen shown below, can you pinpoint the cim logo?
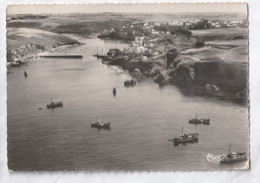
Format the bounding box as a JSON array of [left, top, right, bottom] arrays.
[[207, 153, 222, 162]]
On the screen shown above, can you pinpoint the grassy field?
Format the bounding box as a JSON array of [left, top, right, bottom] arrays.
[[192, 28, 248, 36], [7, 13, 136, 34], [179, 43, 248, 64], [191, 27, 248, 41], [179, 29, 249, 64], [7, 28, 79, 51], [7, 13, 248, 34]]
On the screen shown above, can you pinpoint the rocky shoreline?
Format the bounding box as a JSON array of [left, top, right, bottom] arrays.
[[7, 43, 81, 68], [7, 28, 80, 67], [7, 27, 248, 105], [96, 46, 248, 105]]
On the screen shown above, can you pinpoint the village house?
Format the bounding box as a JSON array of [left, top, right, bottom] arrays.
[[135, 45, 146, 54], [101, 29, 112, 36], [151, 29, 160, 35], [135, 36, 145, 46], [118, 30, 128, 38]]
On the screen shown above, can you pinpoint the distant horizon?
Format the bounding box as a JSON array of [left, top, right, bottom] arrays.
[[7, 11, 246, 15], [7, 3, 247, 15]]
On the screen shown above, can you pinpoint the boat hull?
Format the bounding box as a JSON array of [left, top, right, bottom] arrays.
[[91, 123, 111, 129], [173, 137, 198, 145], [189, 119, 210, 125], [47, 102, 63, 109], [220, 153, 247, 163], [169, 133, 199, 145]]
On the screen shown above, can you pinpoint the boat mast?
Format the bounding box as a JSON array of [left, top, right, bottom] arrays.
[[229, 144, 231, 154], [196, 113, 197, 119], [182, 126, 184, 136]]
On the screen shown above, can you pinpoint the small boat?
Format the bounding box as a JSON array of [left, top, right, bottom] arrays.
[[168, 127, 199, 145], [220, 144, 247, 163], [113, 86, 117, 95], [124, 79, 136, 87], [47, 99, 63, 109], [189, 113, 210, 125], [91, 119, 111, 129], [24, 71, 27, 77]]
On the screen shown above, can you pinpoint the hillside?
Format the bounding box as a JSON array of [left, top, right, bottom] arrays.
[[7, 28, 80, 63], [6, 13, 135, 35], [101, 28, 248, 104], [166, 36, 248, 104]]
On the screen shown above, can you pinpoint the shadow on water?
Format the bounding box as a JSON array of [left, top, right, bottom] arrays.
[[219, 159, 249, 169], [113, 90, 116, 97], [46, 106, 64, 111], [94, 128, 112, 136], [173, 139, 199, 147]]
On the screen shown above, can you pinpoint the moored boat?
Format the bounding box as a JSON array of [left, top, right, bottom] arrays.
[[47, 99, 63, 109], [113, 86, 117, 95], [24, 70, 27, 77], [189, 113, 210, 125], [220, 144, 247, 163], [91, 119, 111, 129], [168, 127, 199, 145]]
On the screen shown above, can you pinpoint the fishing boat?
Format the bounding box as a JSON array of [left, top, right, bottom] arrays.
[[47, 99, 63, 109], [220, 144, 247, 163], [168, 127, 199, 145], [91, 119, 111, 129], [189, 113, 210, 125]]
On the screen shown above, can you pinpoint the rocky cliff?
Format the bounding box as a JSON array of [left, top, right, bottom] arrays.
[[170, 60, 248, 103], [105, 35, 248, 104]]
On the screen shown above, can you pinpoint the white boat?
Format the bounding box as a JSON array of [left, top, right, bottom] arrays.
[[91, 118, 111, 129], [220, 144, 247, 163]]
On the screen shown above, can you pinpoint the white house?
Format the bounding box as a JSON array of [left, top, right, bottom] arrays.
[[135, 36, 145, 46], [152, 29, 160, 34], [135, 46, 146, 54]]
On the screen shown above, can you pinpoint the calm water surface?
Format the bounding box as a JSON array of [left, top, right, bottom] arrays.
[[7, 36, 249, 171]]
